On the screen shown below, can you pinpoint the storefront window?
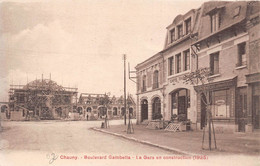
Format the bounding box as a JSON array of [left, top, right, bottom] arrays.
[[211, 89, 230, 118], [171, 89, 190, 116]]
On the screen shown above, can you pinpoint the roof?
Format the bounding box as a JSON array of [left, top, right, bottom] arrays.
[[197, 1, 248, 40], [22, 79, 77, 92]]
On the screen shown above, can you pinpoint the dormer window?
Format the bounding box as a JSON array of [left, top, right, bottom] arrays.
[[177, 24, 183, 39], [233, 6, 241, 18], [210, 12, 220, 33], [170, 29, 175, 43], [185, 18, 191, 35]]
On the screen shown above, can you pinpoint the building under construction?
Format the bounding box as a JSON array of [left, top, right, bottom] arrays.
[[8, 79, 77, 120]]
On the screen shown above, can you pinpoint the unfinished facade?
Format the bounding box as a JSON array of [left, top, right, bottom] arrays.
[[77, 93, 136, 120], [9, 79, 77, 120]]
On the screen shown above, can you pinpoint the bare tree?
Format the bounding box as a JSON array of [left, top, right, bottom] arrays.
[[183, 67, 217, 150]]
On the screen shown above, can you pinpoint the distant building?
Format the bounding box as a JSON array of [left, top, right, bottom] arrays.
[[77, 93, 136, 120], [8, 79, 77, 120], [0, 102, 9, 120], [136, 1, 260, 132]]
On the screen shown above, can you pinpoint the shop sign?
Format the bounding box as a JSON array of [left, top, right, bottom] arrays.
[[169, 76, 184, 84]]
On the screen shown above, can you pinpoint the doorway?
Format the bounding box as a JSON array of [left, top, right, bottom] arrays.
[[171, 88, 190, 119], [152, 97, 161, 120], [141, 99, 148, 122], [201, 94, 207, 129], [253, 96, 260, 129]]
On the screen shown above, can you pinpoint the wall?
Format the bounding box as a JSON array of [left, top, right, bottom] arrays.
[[138, 90, 163, 123]]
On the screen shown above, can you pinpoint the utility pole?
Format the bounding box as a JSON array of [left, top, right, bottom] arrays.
[[123, 54, 127, 125]]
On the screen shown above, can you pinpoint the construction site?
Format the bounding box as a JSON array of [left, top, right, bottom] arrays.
[[7, 78, 78, 120], [0, 77, 136, 121]]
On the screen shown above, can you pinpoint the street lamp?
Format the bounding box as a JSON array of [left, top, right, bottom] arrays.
[[123, 54, 127, 125]]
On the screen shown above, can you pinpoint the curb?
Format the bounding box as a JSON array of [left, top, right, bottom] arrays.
[[91, 127, 197, 156]]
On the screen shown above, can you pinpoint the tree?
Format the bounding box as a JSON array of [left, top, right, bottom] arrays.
[[98, 93, 111, 128], [126, 94, 134, 134], [183, 67, 217, 150]]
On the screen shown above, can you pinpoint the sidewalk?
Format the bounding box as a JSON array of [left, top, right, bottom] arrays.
[[92, 124, 260, 156]]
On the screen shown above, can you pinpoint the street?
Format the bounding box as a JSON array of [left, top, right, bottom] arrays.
[[0, 120, 259, 166], [0, 120, 173, 154], [0, 120, 181, 166]]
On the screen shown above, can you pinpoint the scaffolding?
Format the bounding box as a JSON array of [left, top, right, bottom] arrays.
[[9, 79, 77, 120]]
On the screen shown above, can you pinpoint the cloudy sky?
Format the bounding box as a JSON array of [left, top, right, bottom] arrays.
[[0, 0, 206, 101]]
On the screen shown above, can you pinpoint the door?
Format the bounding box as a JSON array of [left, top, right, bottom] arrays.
[[141, 100, 148, 122], [253, 96, 260, 129], [178, 96, 187, 117], [152, 97, 161, 120], [238, 94, 246, 132]]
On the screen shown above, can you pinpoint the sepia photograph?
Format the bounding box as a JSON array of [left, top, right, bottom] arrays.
[[0, 0, 259, 165]]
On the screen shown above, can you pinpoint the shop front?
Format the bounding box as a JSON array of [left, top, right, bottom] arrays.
[[246, 73, 260, 132], [195, 77, 237, 132], [170, 88, 190, 120]]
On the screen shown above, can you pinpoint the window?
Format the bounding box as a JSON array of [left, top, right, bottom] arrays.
[[177, 24, 183, 39], [210, 12, 220, 33], [237, 42, 246, 67], [183, 49, 190, 71], [233, 6, 241, 18], [210, 52, 219, 75], [153, 70, 159, 89], [142, 75, 147, 92], [17, 94, 25, 103], [176, 53, 182, 73], [185, 18, 191, 35], [170, 29, 175, 43], [168, 57, 174, 76], [211, 89, 230, 118]]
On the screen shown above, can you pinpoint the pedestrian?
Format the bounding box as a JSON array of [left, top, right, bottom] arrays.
[[87, 114, 89, 121]]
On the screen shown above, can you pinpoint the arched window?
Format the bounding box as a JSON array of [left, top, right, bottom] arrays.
[[87, 107, 92, 113], [142, 75, 147, 92], [113, 107, 117, 115], [153, 70, 159, 89]]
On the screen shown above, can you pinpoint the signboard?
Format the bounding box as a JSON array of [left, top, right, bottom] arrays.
[[169, 76, 184, 85]]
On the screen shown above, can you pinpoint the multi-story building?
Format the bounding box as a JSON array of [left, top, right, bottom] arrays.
[[136, 53, 164, 123], [192, 1, 259, 132], [8, 79, 78, 120], [136, 6, 200, 128], [245, 1, 260, 132], [135, 1, 260, 132]]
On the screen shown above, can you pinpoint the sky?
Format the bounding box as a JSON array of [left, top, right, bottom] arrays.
[[0, 0, 207, 101]]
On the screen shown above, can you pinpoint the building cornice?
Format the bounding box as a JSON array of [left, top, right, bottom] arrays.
[[135, 53, 163, 70]]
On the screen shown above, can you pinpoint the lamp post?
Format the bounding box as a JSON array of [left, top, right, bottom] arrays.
[[123, 54, 127, 125]]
